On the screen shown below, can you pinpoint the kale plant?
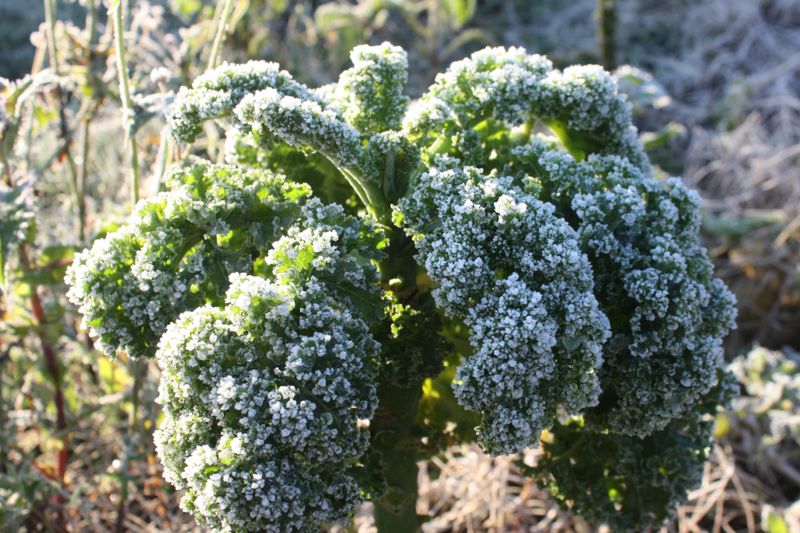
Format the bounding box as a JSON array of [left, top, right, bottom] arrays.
[[66, 43, 736, 532]]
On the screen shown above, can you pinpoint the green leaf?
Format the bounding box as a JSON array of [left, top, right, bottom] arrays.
[[39, 245, 76, 266], [443, 0, 476, 29], [641, 122, 686, 151], [33, 105, 58, 129], [765, 511, 789, 533], [319, 273, 384, 323], [314, 4, 360, 32], [0, 183, 34, 286], [417, 353, 480, 451], [169, 0, 207, 17], [702, 212, 781, 241]]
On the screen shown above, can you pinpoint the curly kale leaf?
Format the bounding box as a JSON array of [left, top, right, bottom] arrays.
[[528, 373, 737, 531], [154, 191, 384, 532], [66, 163, 312, 358], [397, 163, 609, 454], [510, 139, 737, 437], [403, 46, 647, 171]]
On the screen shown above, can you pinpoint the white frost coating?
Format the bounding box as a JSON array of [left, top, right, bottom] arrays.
[[403, 46, 648, 170], [398, 163, 609, 455], [168, 60, 323, 143], [332, 42, 410, 134], [65, 163, 311, 359], [153, 204, 382, 531], [511, 139, 737, 436], [235, 88, 363, 168]]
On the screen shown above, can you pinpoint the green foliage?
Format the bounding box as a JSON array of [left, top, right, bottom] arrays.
[[398, 162, 610, 454], [0, 181, 33, 286], [333, 42, 410, 135], [443, 0, 477, 29], [527, 373, 736, 531], [508, 140, 737, 438], [0, 461, 60, 531], [65, 163, 313, 358], [377, 289, 449, 387], [155, 202, 383, 531], [729, 346, 800, 449], [65, 40, 736, 532]]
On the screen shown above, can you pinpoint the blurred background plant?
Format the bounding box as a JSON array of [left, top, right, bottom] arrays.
[[0, 0, 798, 531]]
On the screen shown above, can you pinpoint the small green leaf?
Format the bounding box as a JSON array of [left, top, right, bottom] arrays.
[[443, 0, 477, 29], [765, 511, 789, 533], [0, 183, 34, 286]]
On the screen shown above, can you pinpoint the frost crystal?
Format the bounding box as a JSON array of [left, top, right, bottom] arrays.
[[66, 163, 312, 358], [398, 164, 609, 454], [510, 139, 737, 436], [404, 46, 647, 171], [156, 274, 379, 531], [68, 42, 737, 532], [332, 42, 410, 134], [168, 61, 323, 143], [153, 188, 382, 532]]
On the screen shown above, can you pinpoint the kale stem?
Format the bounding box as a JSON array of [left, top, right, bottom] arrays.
[[371, 381, 423, 533], [371, 229, 425, 533], [340, 166, 392, 225]]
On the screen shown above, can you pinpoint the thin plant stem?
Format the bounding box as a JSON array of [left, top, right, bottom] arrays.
[[43, 0, 60, 75], [39, 9, 74, 475], [76, 117, 92, 242], [110, 3, 145, 529], [86, 0, 98, 45], [44, 0, 87, 241], [57, 95, 86, 242], [75, 0, 101, 243], [597, 0, 617, 70], [24, 47, 45, 168], [153, 125, 172, 190], [115, 356, 146, 533], [17, 242, 69, 530], [0, 144, 10, 185], [207, 0, 236, 71], [110, 0, 140, 206]]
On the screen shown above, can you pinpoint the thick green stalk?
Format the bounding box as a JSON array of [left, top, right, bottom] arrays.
[[311, 89, 424, 532], [371, 230, 425, 533], [111, 0, 140, 205], [340, 167, 392, 225], [341, 147, 425, 533], [371, 381, 423, 533]]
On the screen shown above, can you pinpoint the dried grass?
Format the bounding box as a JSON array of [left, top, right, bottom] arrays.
[[625, 0, 800, 352]]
